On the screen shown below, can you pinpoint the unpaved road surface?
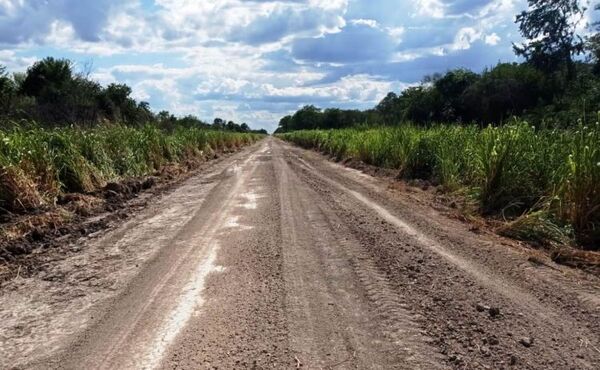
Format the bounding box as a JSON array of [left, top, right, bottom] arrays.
[[1, 137, 600, 369]]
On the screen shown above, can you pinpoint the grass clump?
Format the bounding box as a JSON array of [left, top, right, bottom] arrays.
[[0, 123, 263, 214], [278, 122, 600, 248]]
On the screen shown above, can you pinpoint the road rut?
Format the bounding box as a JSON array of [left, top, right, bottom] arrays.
[[1, 137, 599, 369]]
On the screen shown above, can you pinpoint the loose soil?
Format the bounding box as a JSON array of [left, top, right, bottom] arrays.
[[1, 137, 599, 369]]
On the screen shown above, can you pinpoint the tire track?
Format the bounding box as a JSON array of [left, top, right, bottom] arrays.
[[275, 143, 444, 369], [278, 139, 600, 369]]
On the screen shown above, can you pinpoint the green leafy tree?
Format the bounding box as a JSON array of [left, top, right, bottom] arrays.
[[277, 115, 293, 132], [376, 92, 401, 123], [586, 3, 600, 73], [434, 69, 480, 122], [0, 65, 15, 114], [99, 83, 140, 124], [514, 0, 586, 80], [462, 63, 547, 123], [21, 57, 74, 103], [401, 86, 441, 124], [292, 105, 323, 130]]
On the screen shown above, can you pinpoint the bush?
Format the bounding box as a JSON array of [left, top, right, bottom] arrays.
[[0, 123, 263, 213], [278, 122, 600, 248]]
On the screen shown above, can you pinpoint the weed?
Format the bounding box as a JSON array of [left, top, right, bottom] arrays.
[[278, 122, 600, 248]]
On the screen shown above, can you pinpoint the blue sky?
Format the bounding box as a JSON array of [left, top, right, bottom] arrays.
[[0, 0, 550, 131]]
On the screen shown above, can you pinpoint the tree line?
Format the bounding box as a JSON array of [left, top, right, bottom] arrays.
[[0, 57, 266, 134], [275, 0, 600, 133]]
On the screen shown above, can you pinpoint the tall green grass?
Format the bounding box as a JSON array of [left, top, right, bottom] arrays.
[[0, 124, 262, 213], [278, 122, 599, 248]]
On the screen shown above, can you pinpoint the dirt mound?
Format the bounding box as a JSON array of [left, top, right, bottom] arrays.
[[0, 144, 260, 281]]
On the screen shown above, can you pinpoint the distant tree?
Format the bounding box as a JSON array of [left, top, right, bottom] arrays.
[[240, 122, 250, 132], [21, 57, 74, 103], [138, 101, 151, 113], [401, 86, 441, 124], [586, 3, 600, 73], [292, 105, 322, 130], [434, 69, 479, 121], [136, 101, 154, 123], [462, 63, 547, 123], [11, 72, 26, 91], [67, 76, 103, 124], [376, 92, 402, 123], [514, 0, 586, 80], [99, 83, 141, 124], [157, 110, 174, 122], [0, 65, 13, 93], [277, 115, 293, 132], [0, 65, 15, 113], [323, 108, 343, 129], [103, 83, 132, 107], [226, 120, 237, 131], [213, 118, 225, 130]]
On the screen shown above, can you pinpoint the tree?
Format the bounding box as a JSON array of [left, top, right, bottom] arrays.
[[0, 66, 13, 93], [586, 4, 600, 73], [434, 69, 479, 121], [376, 92, 401, 123], [99, 83, 140, 124], [323, 108, 343, 129], [462, 63, 547, 123], [67, 76, 103, 124], [21, 57, 74, 102], [103, 83, 132, 107], [0, 65, 15, 113], [514, 0, 586, 80], [292, 105, 322, 130], [213, 118, 225, 130], [401, 86, 441, 124], [226, 120, 238, 131], [277, 115, 293, 132]]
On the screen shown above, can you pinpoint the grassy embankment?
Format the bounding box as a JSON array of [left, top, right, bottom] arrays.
[[278, 122, 599, 250], [1, 124, 263, 216]]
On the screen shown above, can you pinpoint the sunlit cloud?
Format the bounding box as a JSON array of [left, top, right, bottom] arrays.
[[0, 0, 528, 131]]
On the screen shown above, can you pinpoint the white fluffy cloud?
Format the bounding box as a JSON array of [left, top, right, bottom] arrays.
[[1, 0, 529, 131]]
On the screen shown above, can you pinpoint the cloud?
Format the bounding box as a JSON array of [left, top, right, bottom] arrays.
[[0, 0, 115, 44], [227, 4, 346, 45], [292, 22, 397, 63], [1, 0, 530, 131]]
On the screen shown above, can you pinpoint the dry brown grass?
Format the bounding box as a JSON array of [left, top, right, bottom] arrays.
[[0, 166, 45, 214]]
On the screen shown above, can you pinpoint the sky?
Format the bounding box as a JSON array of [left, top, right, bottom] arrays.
[[0, 0, 551, 131]]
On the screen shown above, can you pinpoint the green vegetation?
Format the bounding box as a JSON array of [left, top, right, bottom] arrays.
[[275, 1, 600, 250], [0, 57, 267, 135], [0, 56, 267, 221], [0, 124, 263, 214], [274, 2, 600, 134], [278, 122, 600, 248]]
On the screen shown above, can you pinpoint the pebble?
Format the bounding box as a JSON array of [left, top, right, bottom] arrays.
[[487, 336, 499, 345], [519, 337, 534, 348], [476, 303, 490, 312], [448, 354, 462, 363], [489, 307, 501, 318]]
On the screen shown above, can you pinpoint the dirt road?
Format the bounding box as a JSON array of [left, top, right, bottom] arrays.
[[1, 137, 599, 369]]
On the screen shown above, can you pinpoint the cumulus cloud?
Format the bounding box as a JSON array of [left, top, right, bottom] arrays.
[[292, 22, 397, 63], [0, 0, 115, 44], [227, 3, 346, 45], [1, 0, 529, 131]]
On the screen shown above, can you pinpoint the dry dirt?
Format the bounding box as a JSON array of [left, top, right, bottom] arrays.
[[1, 137, 599, 369]]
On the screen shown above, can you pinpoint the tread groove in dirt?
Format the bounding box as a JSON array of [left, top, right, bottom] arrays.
[[280, 140, 600, 369], [0, 138, 598, 370]]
